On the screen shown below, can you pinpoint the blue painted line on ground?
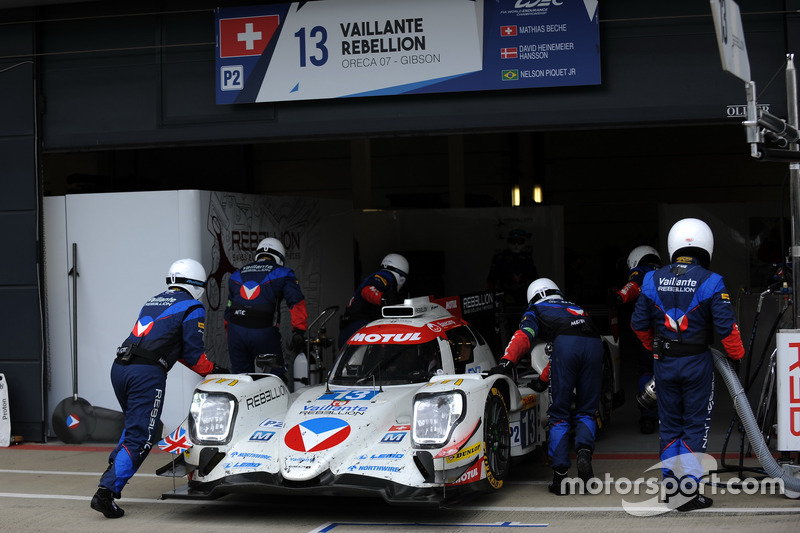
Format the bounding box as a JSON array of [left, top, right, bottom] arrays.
[[310, 522, 547, 532]]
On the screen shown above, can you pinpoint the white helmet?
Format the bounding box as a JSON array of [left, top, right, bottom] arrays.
[[380, 253, 409, 289], [166, 258, 207, 300], [255, 237, 286, 266], [526, 277, 563, 304], [667, 218, 714, 265], [627, 245, 662, 270]]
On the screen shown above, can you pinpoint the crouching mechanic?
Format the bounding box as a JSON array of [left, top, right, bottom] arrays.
[[225, 238, 308, 374], [631, 218, 744, 512], [489, 278, 604, 495], [91, 259, 227, 518]]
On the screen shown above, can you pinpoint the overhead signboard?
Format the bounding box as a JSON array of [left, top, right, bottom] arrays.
[[710, 0, 751, 82], [215, 0, 601, 104]]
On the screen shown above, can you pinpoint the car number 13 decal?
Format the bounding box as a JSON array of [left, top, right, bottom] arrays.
[[318, 390, 380, 401], [511, 407, 538, 448]]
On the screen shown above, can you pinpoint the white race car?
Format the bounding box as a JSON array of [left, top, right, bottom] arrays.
[[159, 296, 548, 505]]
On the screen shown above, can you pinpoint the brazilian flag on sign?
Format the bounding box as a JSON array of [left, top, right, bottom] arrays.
[[501, 69, 519, 81]]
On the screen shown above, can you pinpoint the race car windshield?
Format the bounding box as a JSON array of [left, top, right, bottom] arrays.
[[330, 340, 442, 385]]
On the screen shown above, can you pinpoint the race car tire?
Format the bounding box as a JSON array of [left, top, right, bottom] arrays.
[[482, 386, 511, 489]]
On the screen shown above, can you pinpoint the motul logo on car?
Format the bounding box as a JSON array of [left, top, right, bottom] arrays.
[[350, 332, 422, 343], [450, 460, 481, 486]]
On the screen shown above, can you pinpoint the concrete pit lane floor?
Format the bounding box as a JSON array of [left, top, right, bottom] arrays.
[[2, 381, 799, 532]]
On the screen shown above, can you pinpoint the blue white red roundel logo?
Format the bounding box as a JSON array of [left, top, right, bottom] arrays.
[[66, 415, 80, 428], [284, 418, 351, 452], [239, 281, 261, 300], [133, 317, 154, 337]]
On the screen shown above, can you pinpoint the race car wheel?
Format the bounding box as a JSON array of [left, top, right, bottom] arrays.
[[483, 387, 511, 488]]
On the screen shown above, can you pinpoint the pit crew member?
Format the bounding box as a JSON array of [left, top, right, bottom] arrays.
[[631, 218, 745, 511], [91, 259, 226, 518], [490, 277, 603, 495], [225, 238, 307, 374], [610, 245, 662, 434], [338, 253, 409, 348]]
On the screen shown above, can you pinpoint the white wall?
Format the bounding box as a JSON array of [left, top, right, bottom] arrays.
[[44, 190, 354, 438]]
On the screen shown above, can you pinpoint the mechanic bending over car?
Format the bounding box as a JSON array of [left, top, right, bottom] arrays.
[[338, 253, 409, 349], [91, 259, 228, 519], [225, 238, 308, 375], [609, 245, 662, 435], [631, 218, 745, 512], [489, 278, 604, 495]]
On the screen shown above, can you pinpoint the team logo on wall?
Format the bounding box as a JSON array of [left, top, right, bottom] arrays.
[[240, 281, 261, 300], [134, 317, 154, 337], [284, 418, 351, 452]]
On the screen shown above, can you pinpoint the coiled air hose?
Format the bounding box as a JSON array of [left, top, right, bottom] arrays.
[[712, 348, 800, 495]]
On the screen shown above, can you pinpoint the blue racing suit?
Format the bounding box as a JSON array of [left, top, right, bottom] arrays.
[[225, 258, 307, 373], [338, 268, 401, 348], [99, 288, 215, 498], [631, 256, 744, 480], [500, 297, 604, 470]]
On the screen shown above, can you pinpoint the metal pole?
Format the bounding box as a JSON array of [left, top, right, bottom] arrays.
[[787, 54, 800, 327], [744, 81, 761, 159], [70, 242, 79, 400]]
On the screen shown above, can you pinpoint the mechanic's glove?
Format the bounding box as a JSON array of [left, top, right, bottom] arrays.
[[607, 289, 623, 307], [290, 329, 306, 353], [381, 291, 401, 306], [488, 359, 515, 377], [211, 364, 230, 375], [530, 377, 549, 393]]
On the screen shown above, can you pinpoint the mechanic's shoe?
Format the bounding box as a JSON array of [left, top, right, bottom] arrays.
[[91, 487, 124, 518], [548, 469, 569, 496], [639, 417, 657, 435], [676, 493, 713, 512], [576, 448, 594, 484]]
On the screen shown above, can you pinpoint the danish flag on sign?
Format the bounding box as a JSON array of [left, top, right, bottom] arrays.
[[501, 47, 518, 59], [219, 15, 280, 58]]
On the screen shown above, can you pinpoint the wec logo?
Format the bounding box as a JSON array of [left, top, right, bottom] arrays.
[[515, 0, 563, 7]]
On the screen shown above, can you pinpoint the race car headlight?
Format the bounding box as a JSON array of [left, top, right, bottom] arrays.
[[412, 391, 466, 448], [188, 391, 236, 445]]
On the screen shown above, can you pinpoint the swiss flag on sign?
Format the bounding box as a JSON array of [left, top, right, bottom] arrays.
[[219, 15, 280, 58], [500, 25, 517, 37]]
